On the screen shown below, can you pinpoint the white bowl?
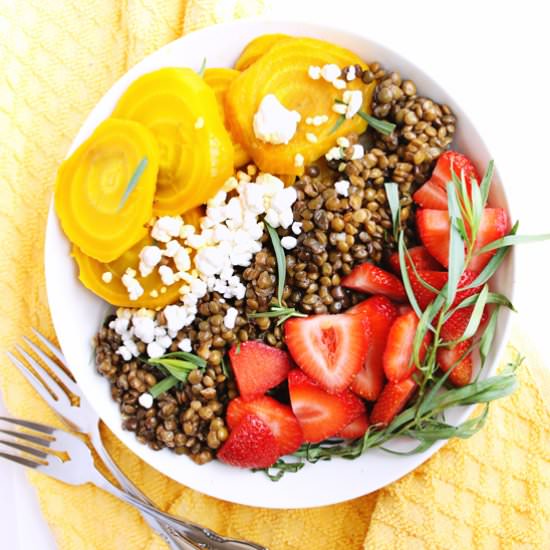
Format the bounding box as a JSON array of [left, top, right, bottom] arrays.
[[45, 18, 515, 509]]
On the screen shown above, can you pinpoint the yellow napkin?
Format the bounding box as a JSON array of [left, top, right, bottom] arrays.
[[0, 1, 549, 549]]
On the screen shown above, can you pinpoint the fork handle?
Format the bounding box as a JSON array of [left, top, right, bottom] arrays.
[[93, 470, 267, 550]]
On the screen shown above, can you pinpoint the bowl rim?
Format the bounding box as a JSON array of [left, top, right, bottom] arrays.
[[44, 16, 515, 509]]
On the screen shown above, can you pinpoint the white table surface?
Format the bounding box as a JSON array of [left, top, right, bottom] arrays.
[[2, 1, 549, 548]]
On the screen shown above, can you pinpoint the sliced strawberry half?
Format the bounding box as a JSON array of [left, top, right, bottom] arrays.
[[341, 262, 406, 302], [440, 306, 489, 342], [388, 245, 442, 275], [413, 180, 449, 210], [383, 310, 432, 382], [348, 296, 398, 400], [284, 313, 368, 393], [336, 413, 369, 439], [436, 339, 474, 387], [218, 413, 280, 468], [288, 369, 365, 443], [427, 150, 481, 192], [370, 378, 417, 427], [417, 208, 509, 271], [226, 396, 303, 455], [228, 341, 292, 401]]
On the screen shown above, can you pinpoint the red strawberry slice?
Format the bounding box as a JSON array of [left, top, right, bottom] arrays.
[[440, 306, 489, 342], [370, 378, 417, 427], [417, 208, 509, 271], [413, 180, 449, 210], [427, 150, 481, 192], [341, 262, 406, 302], [383, 310, 432, 382], [336, 413, 369, 439], [218, 413, 280, 468], [284, 313, 368, 393], [436, 339, 474, 387], [388, 246, 442, 275], [348, 296, 398, 400], [229, 341, 292, 401], [288, 369, 365, 443], [226, 396, 303, 455]]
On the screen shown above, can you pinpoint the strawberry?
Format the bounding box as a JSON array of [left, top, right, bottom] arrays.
[[288, 369, 365, 443], [426, 150, 481, 192], [229, 341, 292, 401], [440, 306, 489, 342], [336, 413, 369, 439], [388, 246, 442, 275], [417, 208, 509, 271], [348, 296, 398, 400], [217, 413, 280, 468], [383, 310, 432, 382], [413, 180, 449, 210], [226, 396, 303, 455], [341, 262, 406, 302], [284, 313, 368, 393], [370, 378, 417, 427], [436, 339, 474, 387]]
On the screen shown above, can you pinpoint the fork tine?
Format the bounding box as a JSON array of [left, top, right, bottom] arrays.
[[22, 336, 76, 388], [0, 451, 42, 469], [0, 438, 49, 458], [0, 428, 52, 447], [31, 328, 69, 370], [6, 352, 60, 407], [0, 416, 56, 435]]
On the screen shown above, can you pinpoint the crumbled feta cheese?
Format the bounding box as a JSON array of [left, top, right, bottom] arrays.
[[116, 346, 132, 362], [291, 221, 303, 235], [306, 114, 329, 127], [101, 271, 113, 283], [321, 64, 341, 83], [345, 65, 356, 81], [264, 208, 279, 227], [325, 146, 344, 161], [223, 307, 239, 329], [190, 278, 207, 298], [122, 269, 144, 301], [281, 236, 298, 250], [306, 132, 318, 144], [158, 265, 176, 286], [163, 240, 180, 258], [123, 338, 139, 357], [253, 94, 301, 145], [222, 176, 238, 192], [270, 187, 297, 214], [163, 304, 186, 333], [174, 247, 191, 273], [138, 393, 154, 409], [178, 338, 192, 352], [351, 144, 364, 160], [157, 334, 172, 349], [138, 245, 162, 277], [334, 179, 350, 197], [179, 224, 195, 239], [147, 341, 164, 359], [332, 103, 347, 115], [132, 316, 156, 344], [116, 308, 132, 320], [333, 78, 347, 90], [336, 137, 350, 148], [111, 317, 130, 335], [279, 209, 294, 229], [194, 116, 204, 129], [151, 216, 183, 243], [343, 90, 363, 119], [194, 245, 228, 277], [294, 153, 304, 168], [207, 190, 227, 208], [308, 65, 321, 79]]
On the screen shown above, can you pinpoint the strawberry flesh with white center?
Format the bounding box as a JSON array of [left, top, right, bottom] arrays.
[[436, 338, 474, 387], [370, 378, 417, 427], [388, 245, 442, 275], [284, 313, 368, 393], [336, 412, 369, 439], [341, 262, 407, 302]]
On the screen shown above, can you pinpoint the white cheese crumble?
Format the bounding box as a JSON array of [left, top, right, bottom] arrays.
[[346, 65, 356, 81], [178, 338, 192, 352], [334, 179, 350, 197], [325, 146, 344, 161], [147, 341, 165, 359], [253, 94, 301, 145], [101, 271, 113, 283], [194, 117, 204, 129], [308, 65, 321, 80], [294, 153, 304, 168], [333, 78, 347, 90], [336, 137, 350, 148], [121, 269, 144, 301], [351, 144, 365, 159], [332, 103, 347, 115], [305, 132, 318, 144], [151, 216, 183, 243], [223, 307, 239, 329], [291, 221, 303, 235], [138, 393, 154, 409], [343, 90, 363, 119], [281, 236, 298, 250], [138, 245, 162, 277], [320, 64, 340, 83], [158, 265, 176, 286]]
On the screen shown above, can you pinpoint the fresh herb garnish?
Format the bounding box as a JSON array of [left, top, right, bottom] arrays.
[[118, 156, 148, 211], [357, 110, 396, 136], [329, 114, 345, 134], [248, 222, 307, 326], [197, 57, 207, 77], [149, 375, 179, 398]]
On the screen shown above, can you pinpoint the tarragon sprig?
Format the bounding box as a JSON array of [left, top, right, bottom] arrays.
[[147, 351, 206, 398], [248, 222, 306, 326]]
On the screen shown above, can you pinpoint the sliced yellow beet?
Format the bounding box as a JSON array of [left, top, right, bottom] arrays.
[[203, 68, 251, 167], [55, 118, 159, 263], [73, 206, 204, 308], [112, 68, 234, 215], [226, 37, 376, 175], [234, 33, 292, 71]]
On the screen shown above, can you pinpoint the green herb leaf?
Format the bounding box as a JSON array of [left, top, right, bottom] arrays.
[[197, 57, 207, 77], [357, 111, 396, 136], [329, 114, 345, 134], [398, 234, 423, 319], [475, 231, 550, 255], [265, 222, 286, 306], [149, 376, 179, 398], [384, 182, 400, 241], [446, 182, 466, 307], [118, 157, 148, 211], [158, 351, 207, 368], [479, 160, 494, 207], [479, 306, 499, 367], [454, 284, 489, 343], [148, 358, 198, 382]]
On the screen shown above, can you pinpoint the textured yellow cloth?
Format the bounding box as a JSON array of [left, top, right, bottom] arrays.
[[0, 1, 549, 549]]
